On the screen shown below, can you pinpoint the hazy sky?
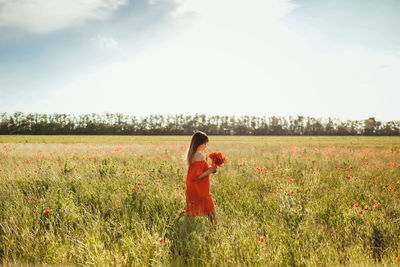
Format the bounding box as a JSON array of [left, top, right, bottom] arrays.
[[1, 0, 399, 121]]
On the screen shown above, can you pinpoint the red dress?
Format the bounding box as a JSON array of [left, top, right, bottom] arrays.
[[185, 159, 215, 217]]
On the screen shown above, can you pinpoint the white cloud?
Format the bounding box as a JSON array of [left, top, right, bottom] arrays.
[[0, 0, 128, 33], [93, 34, 120, 49]]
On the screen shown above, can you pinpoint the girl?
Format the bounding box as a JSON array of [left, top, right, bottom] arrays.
[[180, 131, 217, 238]]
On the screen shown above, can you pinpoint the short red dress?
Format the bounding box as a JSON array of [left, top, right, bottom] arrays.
[[185, 159, 215, 217]]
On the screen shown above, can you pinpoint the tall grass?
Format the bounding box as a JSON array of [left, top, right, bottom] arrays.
[[0, 137, 399, 265]]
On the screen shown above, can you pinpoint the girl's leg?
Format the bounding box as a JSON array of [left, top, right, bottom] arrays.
[[179, 218, 187, 239], [208, 212, 217, 226]]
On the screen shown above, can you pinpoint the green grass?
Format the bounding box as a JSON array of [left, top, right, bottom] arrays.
[[0, 136, 400, 265], [1, 135, 400, 147]]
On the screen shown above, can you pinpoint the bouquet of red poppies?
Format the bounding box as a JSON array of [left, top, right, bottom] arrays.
[[208, 152, 226, 167]]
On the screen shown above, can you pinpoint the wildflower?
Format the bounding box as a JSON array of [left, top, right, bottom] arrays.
[[208, 152, 226, 167], [349, 165, 353, 170], [34, 170, 38, 173], [137, 182, 141, 186], [43, 209, 50, 215], [290, 190, 294, 195], [159, 237, 164, 242], [347, 174, 352, 179], [259, 236, 264, 242], [358, 210, 363, 214], [364, 206, 369, 210]]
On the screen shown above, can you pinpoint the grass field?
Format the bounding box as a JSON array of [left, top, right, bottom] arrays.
[[1, 135, 400, 266]]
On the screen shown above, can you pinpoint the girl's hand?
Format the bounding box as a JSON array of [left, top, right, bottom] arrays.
[[210, 166, 217, 174]]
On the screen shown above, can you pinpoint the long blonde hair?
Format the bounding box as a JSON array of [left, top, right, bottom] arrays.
[[185, 130, 209, 166]]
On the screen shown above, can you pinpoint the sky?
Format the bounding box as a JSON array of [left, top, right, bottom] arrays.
[[1, 0, 399, 121]]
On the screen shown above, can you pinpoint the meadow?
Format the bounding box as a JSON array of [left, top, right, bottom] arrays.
[[0, 135, 400, 266]]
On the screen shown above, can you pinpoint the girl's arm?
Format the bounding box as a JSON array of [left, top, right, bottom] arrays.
[[192, 166, 217, 181]]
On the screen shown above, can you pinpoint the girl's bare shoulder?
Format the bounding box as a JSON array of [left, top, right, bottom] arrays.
[[192, 152, 205, 162]]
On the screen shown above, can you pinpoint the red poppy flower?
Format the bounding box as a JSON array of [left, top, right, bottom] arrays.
[[347, 174, 352, 179], [259, 237, 264, 242], [43, 209, 50, 215], [208, 152, 226, 167], [358, 210, 363, 214], [290, 190, 294, 194], [159, 237, 164, 242]]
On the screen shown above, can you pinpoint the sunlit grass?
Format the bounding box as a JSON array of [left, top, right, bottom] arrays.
[[0, 136, 400, 265]]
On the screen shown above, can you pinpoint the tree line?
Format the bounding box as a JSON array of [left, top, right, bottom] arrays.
[[0, 112, 399, 136]]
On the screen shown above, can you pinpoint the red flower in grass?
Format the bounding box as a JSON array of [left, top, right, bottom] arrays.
[[208, 152, 226, 167], [259, 236, 264, 242], [159, 237, 164, 242], [43, 209, 50, 215]]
